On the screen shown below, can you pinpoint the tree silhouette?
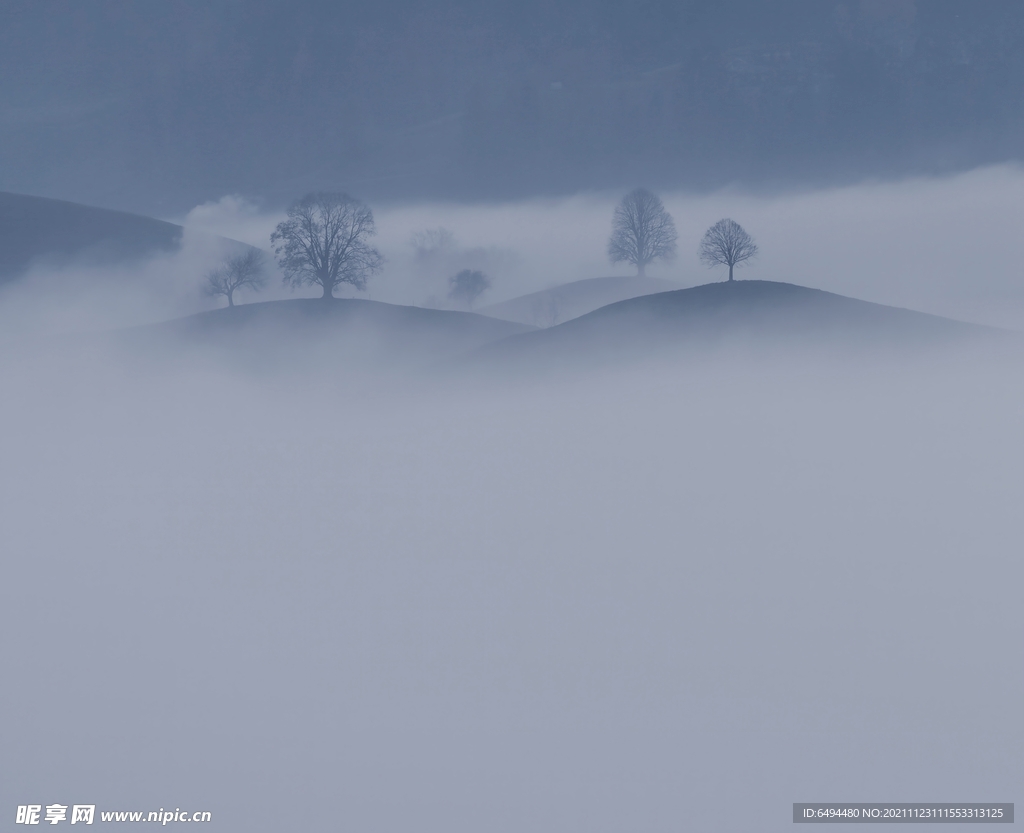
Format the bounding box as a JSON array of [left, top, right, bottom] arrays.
[[271, 192, 383, 300], [448, 269, 491, 310], [204, 249, 267, 307], [699, 218, 758, 282], [608, 188, 678, 277]]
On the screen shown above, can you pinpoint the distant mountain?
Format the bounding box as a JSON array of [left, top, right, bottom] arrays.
[[474, 280, 1004, 369], [0, 192, 190, 281], [478, 276, 682, 327], [117, 298, 535, 371]]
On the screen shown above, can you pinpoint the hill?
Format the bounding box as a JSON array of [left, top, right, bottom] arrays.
[[474, 280, 1006, 369], [0, 191, 260, 284], [116, 298, 536, 372], [0, 192, 191, 281], [478, 276, 681, 327]]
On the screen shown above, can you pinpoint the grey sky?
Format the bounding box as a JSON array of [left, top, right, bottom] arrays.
[[2, 0, 1023, 214]]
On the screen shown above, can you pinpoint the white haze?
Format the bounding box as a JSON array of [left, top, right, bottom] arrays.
[[4, 165, 1022, 334], [1, 170, 1022, 832], [0, 228, 242, 339], [173, 165, 1024, 329], [1, 344, 1020, 833]]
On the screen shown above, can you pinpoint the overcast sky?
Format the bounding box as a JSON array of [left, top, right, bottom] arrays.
[[3, 0, 1024, 214]]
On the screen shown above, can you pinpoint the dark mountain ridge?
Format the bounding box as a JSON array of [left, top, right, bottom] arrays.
[[0, 191, 258, 282], [0, 192, 185, 281]]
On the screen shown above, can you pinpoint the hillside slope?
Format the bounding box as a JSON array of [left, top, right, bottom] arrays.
[[0, 192, 190, 281], [478, 275, 681, 327], [475, 280, 1004, 368], [118, 298, 536, 371]]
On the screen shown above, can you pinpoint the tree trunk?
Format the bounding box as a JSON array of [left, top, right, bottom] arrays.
[[637, 261, 647, 278], [227, 291, 234, 307], [321, 282, 333, 300], [728, 263, 734, 282]]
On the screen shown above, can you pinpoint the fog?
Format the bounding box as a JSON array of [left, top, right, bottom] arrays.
[[1, 334, 1020, 831], [177, 165, 1024, 328], [5, 165, 1020, 339], [2, 163, 1023, 831], [0, 228, 239, 340], [5, 0, 1024, 826]]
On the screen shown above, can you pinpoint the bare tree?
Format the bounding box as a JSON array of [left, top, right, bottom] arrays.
[[410, 227, 455, 263], [448, 269, 491, 310], [699, 218, 758, 282], [530, 293, 563, 328], [608, 188, 678, 277], [270, 192, 383, 300], [204, 248, 267, 307]]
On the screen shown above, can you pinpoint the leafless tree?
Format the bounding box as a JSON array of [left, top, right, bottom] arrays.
[[204, 248, 267, 307], [530, 293, 563, 328], [699, 218, 758, 282], [410, 227, 455, 263], [448, 269, 491, 310], [270, 192, 383, 300], [607, 188, 678, 277]]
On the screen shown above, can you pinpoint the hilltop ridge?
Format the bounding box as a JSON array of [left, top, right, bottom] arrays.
[[479, 275, 682, 327], [474, 280, 1005, 368], [0, 191, 256, 281], [115, 297, 535, 372]]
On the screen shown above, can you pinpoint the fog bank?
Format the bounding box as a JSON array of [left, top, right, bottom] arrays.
[[0, 342, 1020, 832], [182, 165, 1024, 329]]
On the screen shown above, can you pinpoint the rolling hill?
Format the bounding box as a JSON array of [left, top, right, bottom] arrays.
[[478, 275, 681, 327], [0, 192, 189, 281], [473, 280, 1006, 369], [116, 297, 536, 372], [0, 191, 263, 284]]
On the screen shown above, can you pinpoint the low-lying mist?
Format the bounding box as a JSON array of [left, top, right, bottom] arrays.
[[0, 228, 240, 340], [1, 166, 1021, 831], [4, 164, 1024, 338], [184, 164, 1024, 329], [0, 335, 1020, 831]]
